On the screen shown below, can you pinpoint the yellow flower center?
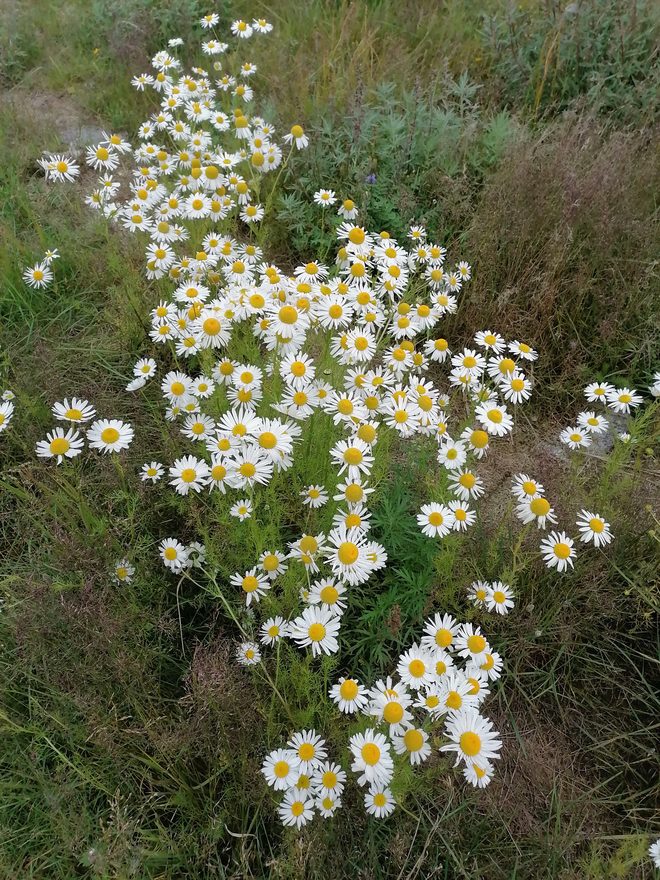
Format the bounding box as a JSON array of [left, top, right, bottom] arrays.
[[460, 732, 482, 757], [383, 701, 404, 724], [101, 427, 120, 444], [361, 742, 381, 765], [308, 622, 326, 641], [337, 542, 359, 565], [340, 679, 358, 700], [242, 576, 258, 593], [554, 542, 571, 559], [50, 437, 70, 455], [530, 497, 550, 516], [180, 468, 197, 483], [467, 634, 487, 653]]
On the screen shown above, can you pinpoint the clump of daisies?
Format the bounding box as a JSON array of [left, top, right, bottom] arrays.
[[34, 11, 655, 832], [35, 397, 133, 463], [262, 613, 503, 827]]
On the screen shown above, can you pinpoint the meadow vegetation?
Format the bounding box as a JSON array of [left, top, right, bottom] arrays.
[[0, 1, 658, 878]]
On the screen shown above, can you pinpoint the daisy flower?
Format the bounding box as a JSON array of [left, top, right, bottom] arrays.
[[337, 198, 358, 219], [511, 473, 544, 501], [260, 616, 289, 645], [349, 729, 394, 788], [462, 758, 494, 788], [314, 189, 336, 207], [329, 677, 369, 714], [467, 580, 489, 607], [278, 788, 314, 829], [284, 124, 308, 149], [584, 381, 615, 404], [169, 455, 209, 494], [540, 530, 576, 572], [417, 503, 454, 538], [649, 839, 660, 869], [396, 645, 436, 690], [476, 402, 514, 436], [235, 642, 261, 667], [448, 500, 476, 531], [391, 727, 432, 765], [287, 730, 327, 774], [324, 525, 376, 585], [455, 623, 490, 666], [421, 613, 459, 651], [288, 606, 341, 656], [0, 401, 14, 433], [516, 495, 557, 529], [159, 538, 189, 572], [230, 568, 271, 606], [606, 387, 643, 414], [113, 558, 134, 584], [87, 419, 134, 453], [441, 708, 502, 766], [35, 427, 84, 463], [301, 484, 328, 508], [262, 749, 300, 791], [576, 510, 613, 547], [23, 261, 53, 289], [485, 582, 515, 615], [364, 787, 396, 818], [308, 578, 347, 615], [258, 549, 288, 580], [560, 426, 592, 450]]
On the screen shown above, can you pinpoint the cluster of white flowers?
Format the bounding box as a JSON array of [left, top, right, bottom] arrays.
[[25, 9, 658, 837], [34, 397, 133, 461], [263, 611, 503, 825]]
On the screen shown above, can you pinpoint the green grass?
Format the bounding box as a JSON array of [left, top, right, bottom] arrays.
[[0, 0, 659, 878]]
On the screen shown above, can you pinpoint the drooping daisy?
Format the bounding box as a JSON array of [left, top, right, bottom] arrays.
[[35, 427, 84, 464], [329, 677, 369, 714], [52, 397, 96, 423], [516, 495, 558, 529], [441, 708, 502, 766], [288, 606, 341, 656], [576, 510, 613, 547], [392, 727, 432, 765], [540, 531, 576, 572], [87, 419, 134, 453], [462, 758, 494, 788], [349, 729, 394, 788]]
